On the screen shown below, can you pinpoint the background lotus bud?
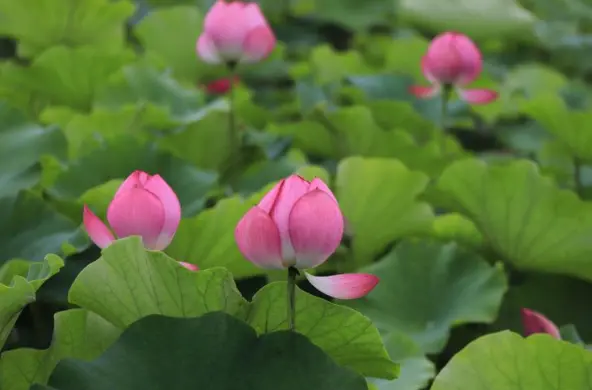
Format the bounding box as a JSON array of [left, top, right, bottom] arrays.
[[521, 308, 561, 339], [204, 76, 240, 94], [196, 0, 276, 65], [83, 170, 181, 251], [409, 32, 497, 105], [235, 175, 378, 300]]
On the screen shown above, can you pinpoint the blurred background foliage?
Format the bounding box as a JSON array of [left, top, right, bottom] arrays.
[[1, 0, 592, 389]]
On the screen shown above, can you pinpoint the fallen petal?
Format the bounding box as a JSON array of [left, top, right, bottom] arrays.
[[83, 205, 116, 249], [305, 272, 379, 299], [458, 88, 498, 105]]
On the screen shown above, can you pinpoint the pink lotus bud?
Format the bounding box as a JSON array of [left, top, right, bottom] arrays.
[[521, 309, 561, 339], [179, 262, 199, 271], [83, 171, 181, 251], [196, 0, 276, 65], [235, 175, 379, 299], [409, 32, 497, 105], [203, 76, 240, 95]]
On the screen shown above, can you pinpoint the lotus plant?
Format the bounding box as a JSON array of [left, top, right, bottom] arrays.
[[410, 31, 498, 105], [521, 308, 561, 339], [83, 170, 196, 271], [235, 175, 379, 330]]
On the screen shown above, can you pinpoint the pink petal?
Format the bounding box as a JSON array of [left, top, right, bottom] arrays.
[[304, 272, 379, 299], [235, 207, 285, 269], [196, 34, 222, 64], [113, 170, 148, 199], [106, 188, 165, 250], [521, 309, 561, 339], [409, 85, 440, 99], [83, 205, 115, 249], [241, 25, 276, 64], [288, 190, 344, 269], [258, 175, 310, 260], [142, 175, 181, 250], [179, 262, 199, 271], [458, 88, 498, 105], [308, 178, 337, 203]]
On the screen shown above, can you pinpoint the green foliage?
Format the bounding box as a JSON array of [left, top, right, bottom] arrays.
[[430, 331, 592, 390], [33, 313, 369, 390], [1, 0, 592, 388]]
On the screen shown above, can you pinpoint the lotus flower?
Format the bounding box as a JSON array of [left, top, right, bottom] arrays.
[[83, 170, 181, 251], [235, 175, 379, 299], [196, 0, 276, 65], [204, 76, 240, 94], [410, 32, 497, 105], [521, 308, 561, 339]]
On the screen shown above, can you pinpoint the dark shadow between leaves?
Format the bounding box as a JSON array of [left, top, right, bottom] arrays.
[[32, 312, 367, 390]]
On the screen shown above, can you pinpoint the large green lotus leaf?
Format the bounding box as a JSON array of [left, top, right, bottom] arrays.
[[347, 240, 507, 353], [0, 255, 63, 350], [68, 237, 246, 329], [94, 62, 205, 123], [0, 309, 120, 390], [438, 158, 592, 280], [521, 94, 592, 161], [158, 109, 233, 172], [0, 0, 135, 57], [399, 0, 537, 40], [46, 135, 218, 218], [369, 331, 435, 390], [34, 312, 368, 390], [430, 331, 592, 390], [307, 0, 394, 31], [0, 46, 135, 111], [166, 197, 261, 278], [0, 192, 86, 265], [40, 105, 174, 160], [245, 282, 398, 379], [0, 103, 66, 197], [335, 157, 434, 264], [135, 6, 212, 83]]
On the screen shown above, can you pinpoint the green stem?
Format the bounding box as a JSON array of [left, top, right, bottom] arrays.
[[440, 84, 453, 152], [228, 64, 238, 157], [287, 267, 298, 331], [574, 157, 583, 196]]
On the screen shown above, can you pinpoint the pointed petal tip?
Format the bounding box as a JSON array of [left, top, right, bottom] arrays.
[[83, 205, 115, 249], [305, 272, 379, 300], [521, 308, 561, 339], [409, 85, 439, 99], [459, 88, 498, 105]]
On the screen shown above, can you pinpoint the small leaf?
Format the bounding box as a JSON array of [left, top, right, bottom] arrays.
[[0, 255, 63, 349], [135, 6, 211, 82], [0, 309, 121, 390], [0, 192, 85, 265], [347, 240, 507, 353], [0, 0, 135, 57], [68, 237, 246, 328], [0, 103, 66, 197], [430, 331, 592, 390], [166, 197, 261, 278], [34, 313, 368, 390], [245, 282, 398, 379], [335, 157, 434, 264], [438, 158, 592, 281]]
